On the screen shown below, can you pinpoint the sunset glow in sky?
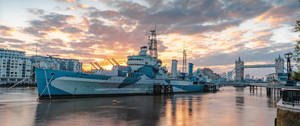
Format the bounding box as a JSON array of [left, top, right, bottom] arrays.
[[0, 0, 299, 77]]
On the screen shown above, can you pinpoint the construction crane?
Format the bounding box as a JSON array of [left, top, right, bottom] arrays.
[[94, 62, 104, 70], [93, 62, 102, 70], [111, 58, 120, 66], [90, 62, 99, 70], [106, 57, 116, 66]]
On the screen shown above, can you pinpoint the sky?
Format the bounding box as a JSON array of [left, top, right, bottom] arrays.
[[0, 0, 299, 78]]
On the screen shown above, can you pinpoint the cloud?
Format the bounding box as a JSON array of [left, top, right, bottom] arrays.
[[23, 13, 75, 37], [89, 9, 119, 18], [61, 27, 82, 33], [41, 13, 74, 27], [56, 0, 77, 3], [194, 42, 294, 67], [1, 0, 298, 75], [87, 18, 145, 47], [27, 8, 45, 15], [254, 2, 300, 26], [68, 4, 89, 10], [0, 25, 11, 30], [0, 37, 24, 43], [0, 25, 15, 36], [89, 0, 274, 36], [37, 38, 67, 47]]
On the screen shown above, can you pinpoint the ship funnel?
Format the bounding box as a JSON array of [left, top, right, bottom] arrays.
[[171, 59, 178, 78], [188, 63, 193, 76]]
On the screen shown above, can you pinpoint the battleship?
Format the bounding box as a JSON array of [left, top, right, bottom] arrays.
[[36, 28, 214, 99]]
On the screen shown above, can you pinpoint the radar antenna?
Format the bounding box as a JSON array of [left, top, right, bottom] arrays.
[[148, 24, 158, 59]]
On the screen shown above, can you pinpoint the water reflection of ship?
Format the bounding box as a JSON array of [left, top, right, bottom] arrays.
[[35, 96, 164, 126], [235, 87, 245, 92], [164, 94, 203, 126], [35, 94, 205, 125]]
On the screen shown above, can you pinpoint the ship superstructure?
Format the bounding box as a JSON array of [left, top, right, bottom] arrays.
[[127, 46, 160, 72], [127, 27, 160, 72]]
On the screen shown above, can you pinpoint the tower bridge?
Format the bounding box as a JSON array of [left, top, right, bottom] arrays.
[[243, 64, 275, 68], [235, 55, 284, 81]]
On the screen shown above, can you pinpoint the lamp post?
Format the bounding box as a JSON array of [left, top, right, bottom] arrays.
[[284, 52, 293, 80]]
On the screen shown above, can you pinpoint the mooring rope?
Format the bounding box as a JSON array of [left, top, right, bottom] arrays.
[[8, 78, 26, 89], [37, 69, 54, 100]]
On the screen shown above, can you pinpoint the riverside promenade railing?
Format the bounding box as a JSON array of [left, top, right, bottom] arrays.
[[282, 89, 300, 106]]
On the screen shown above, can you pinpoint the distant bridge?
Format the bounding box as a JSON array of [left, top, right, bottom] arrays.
[[234, 56, 284, 81], [243, 64, 275, 68]]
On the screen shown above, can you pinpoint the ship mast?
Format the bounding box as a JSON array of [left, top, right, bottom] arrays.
[[148, 25, 158, 59]]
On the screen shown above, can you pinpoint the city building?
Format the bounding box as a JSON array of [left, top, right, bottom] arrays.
[[245, 74, 251, 79], [0, 48, 82, 85], [220, 72, 227, 78], [31, 56, 82, 72], [0, 49, 32, 84], [226, 71, 233, 81], [194, 68, 209, 82], [198, 68, 221, 80]]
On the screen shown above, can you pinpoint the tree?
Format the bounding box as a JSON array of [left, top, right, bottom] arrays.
[[293, 20, 300, 80]]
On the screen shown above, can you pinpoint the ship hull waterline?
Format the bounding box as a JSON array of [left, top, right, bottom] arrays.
[[36, 69, 205, 99]]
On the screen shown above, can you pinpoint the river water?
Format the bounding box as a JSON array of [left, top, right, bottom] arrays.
[[0, 87, 279, 126]]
